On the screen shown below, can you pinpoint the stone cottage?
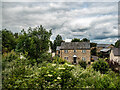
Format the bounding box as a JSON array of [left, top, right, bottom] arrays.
[[56, 42, 91, 64], [96, 44, 113, 53], [110, 47, 120, 65]]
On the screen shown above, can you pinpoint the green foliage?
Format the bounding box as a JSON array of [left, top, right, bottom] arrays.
[[37, 53, 52, 63], [71, 38, 90, 42], [2, 50, 19, 70], [97, 52, 103, 58], [16, 25, 52, 60], [0, 31, 2, 53], [78, 60, 87, 69], [52, 56, 68, 64], [115, 39, 120, 48], [92, 59, 109, 74], [14, 33, 19, 39], [71, 38, 81, 42], [91, 47, 97, 55], [2, 56, 120, 89], [53, 34, 64, 52], [81, 38, 90, 42], [90, 42, 97, 48], [2, 29, 17, 53]]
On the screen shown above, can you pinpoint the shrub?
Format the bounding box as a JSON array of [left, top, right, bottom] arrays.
[[2, 50, 19, 70], [2, 62, 76, 89], [78, 60, 87, 69], [52, 56, 68, 64], [92, 59, 109, 74], [37, 53, 52, 63], [2, 54, 120, 89]]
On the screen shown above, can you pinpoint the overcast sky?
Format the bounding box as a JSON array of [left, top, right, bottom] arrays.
[[2, 1, 119, 44]]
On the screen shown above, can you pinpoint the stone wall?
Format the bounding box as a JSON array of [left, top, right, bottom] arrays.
[[60, 49, 91, 64]]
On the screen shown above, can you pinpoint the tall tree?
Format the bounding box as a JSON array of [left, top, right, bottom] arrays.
[[91, 47, 97, 56], [16, 25, 52, 60], [14, 33, 19, 39], [0, 31, 2, 53], [115, 39, 120, 48], [81, 38, 90, 42], [71, 38, 81, 42], [2, 29, 17, 53], [53, 34, 63, 52], [90, 42, 97, 48]]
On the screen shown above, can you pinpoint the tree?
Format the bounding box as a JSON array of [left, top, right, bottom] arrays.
[[92, 59, 109, 74], [91, 47, 97, 55], [14, 33, 19, 39], [16, 25, 52, 61], [53, 34, 63, 52], [2, 29, 17, 53], [78, 60, 87, 69], [71, 38, 81, 42], [90, 42, 97, 48], [0, 31, 2, 53], [81, 38, 90, 42], [115, 39, 120, 48]]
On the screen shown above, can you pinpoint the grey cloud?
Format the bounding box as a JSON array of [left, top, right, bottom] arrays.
[[2, 2, 118, 44], [71, 28, 89, 32]]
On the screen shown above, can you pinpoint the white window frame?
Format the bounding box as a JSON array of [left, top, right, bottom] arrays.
[[82, 57, 86, 61], [82, 50, 86, 53], [64, 50, 68, 53], [74, 50, 76, 53], [64, 57, 68, 60]]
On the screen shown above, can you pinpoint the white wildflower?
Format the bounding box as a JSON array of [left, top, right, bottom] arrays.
[[58, 67, 65, 70], [57, 77, 61, 79], [48, 74, 53, 77], [52, 64, 56, 66]]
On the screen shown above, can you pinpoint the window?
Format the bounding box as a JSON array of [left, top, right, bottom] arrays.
[[88, 62, 91, 64], [64, 50, 68, 53], [82, 57, 86, 61], [64, 57, 68, 60], [58, 51, 60, 54], [74, 50, 76, 53], [82, 50, 86, 53]]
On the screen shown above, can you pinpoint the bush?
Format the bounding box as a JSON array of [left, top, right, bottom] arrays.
[[37, 53, 52, 63], [78, 60, 87, 69], [2, 50, 19, 70], [92, 59, 109, 74], [2, 62, 76, 89], [2, 54, 120, 89], [52, 56, 69, 64]]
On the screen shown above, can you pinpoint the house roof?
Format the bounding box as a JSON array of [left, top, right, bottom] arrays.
[[91, 55, 98, 61], [97, 44, 111, 48], [100, 48, 111, 52], [112, 47, 120, 56], [56, 46, 61, 50], [60, 42, 90, 50]]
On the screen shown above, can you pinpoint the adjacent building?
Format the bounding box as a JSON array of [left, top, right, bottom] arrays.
[[96, 44, 113, 53], [110, 47, 120, 65], [56, 42, 91, 64]]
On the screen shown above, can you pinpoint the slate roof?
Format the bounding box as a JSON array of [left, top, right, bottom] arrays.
[[56, 46, 61, 50], [59, 42, 90, 50], [112, 47, 120, 56], [100, 48, 111, 52], [97, 44, 111, 48], [91, 55, 98, 61]]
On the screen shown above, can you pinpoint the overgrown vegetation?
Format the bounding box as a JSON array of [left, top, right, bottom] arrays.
[[78, 60, 87, 69], [2, 51, 120, 88], [92, 59, 109, 74]]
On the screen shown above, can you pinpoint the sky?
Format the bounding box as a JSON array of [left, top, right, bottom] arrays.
[[1, 1, 120, 44]]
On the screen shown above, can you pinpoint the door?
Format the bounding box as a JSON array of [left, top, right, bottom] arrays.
[[73, 57, 77, 63]]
